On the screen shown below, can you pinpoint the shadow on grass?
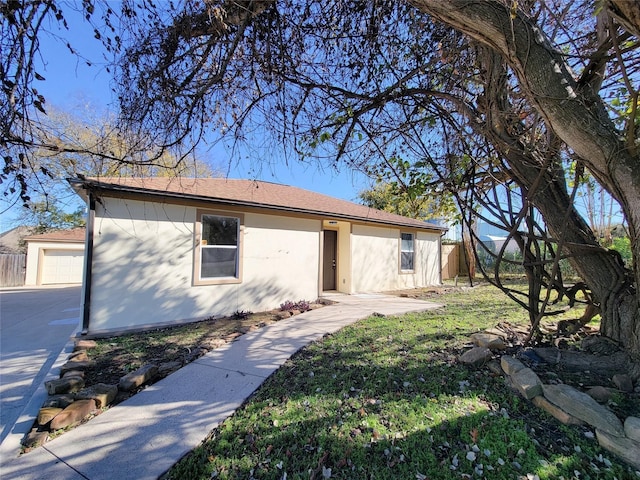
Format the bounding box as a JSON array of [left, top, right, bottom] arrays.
[[168, 322, 630, 480]]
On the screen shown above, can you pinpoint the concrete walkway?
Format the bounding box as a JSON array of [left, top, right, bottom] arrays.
[[1, 293, 441, 480]]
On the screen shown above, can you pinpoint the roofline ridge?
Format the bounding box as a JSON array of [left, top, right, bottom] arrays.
[[67, 176, 447, 232]]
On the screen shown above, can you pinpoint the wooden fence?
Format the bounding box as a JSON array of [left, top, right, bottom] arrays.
[[0, 254, 26, 287], [441, 243, 468, 280]]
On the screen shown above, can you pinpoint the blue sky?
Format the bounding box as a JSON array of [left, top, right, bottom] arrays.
[[0, 5, 373, 231], [3, 3, 621, 237]]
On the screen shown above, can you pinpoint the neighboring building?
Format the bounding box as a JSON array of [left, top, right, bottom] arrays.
[[478, 234, 519, 255], [69, 177, 446, 336], [0, 225, 32, 254], [434, 219, 462, 243], [0, 226, 31, 287], [24, 228, 86, 286]]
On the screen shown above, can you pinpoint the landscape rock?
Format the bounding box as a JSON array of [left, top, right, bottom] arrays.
[[625, 416, 640, 443], [586, 386, 612, 403], [224, 332, 242, 342], [531, 396, 583, 426], [50, 399, 96, 430], [542, 384, 625, 437], [61, 370, 85, 379], [59, 360, 96, 376], [118, 364, 158, 392], [42, 394, 76, 409], [511, 368, 543, 400], [68, 350, 89, 362], [75, 383, 118, 408], [317, 298, 335, 305], [22, 429, 48, 448], [206, 338, 227, 349], [533, 347, 630, 378], [582, 336, 620, 355], [45, 376, 85, 395], [612, 373, 634, 392], [500, 356, 526, 376], [37, 407, 63, 426], [483, 327, 507, 339], [158, 361, 182, 376], [74, 339, 97, 350], [185, 347, 207, 363], [519, 349, 545, 365], [486, 359, 504, 376], [470, 332, 506, 350], [596, 429, 640, 469], [459, 347, 492, 367]]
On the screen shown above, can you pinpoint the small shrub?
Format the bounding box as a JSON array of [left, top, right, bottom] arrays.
[[295, 300, 311, 312], [279, 300, 311, 312], [232, 310, 252, 320], [279, 300, 296, 311]]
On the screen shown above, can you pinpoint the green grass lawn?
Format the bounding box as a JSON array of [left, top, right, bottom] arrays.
[[165, 283, 638, 480]]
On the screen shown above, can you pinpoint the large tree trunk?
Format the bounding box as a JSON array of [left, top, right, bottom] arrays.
[[410, 0, 640, 364]]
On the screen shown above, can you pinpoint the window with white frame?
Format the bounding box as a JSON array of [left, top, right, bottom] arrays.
[[195, 210, 243, 284], [400, 232, 415, 271]]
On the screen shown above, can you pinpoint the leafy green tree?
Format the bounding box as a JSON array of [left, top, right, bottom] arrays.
[[358, 181, 456, 222], [18, 197, 86, 234], [611, 237, 632, 268]]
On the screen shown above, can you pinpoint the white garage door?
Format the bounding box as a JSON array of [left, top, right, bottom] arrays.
[[41, 250, 84, 284]]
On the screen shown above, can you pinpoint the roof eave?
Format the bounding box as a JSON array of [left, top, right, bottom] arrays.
[[24, 237, 85, 243], [68, 178, 448, 232]]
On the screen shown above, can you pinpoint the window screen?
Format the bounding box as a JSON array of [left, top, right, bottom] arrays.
[[201, 215, 239, 278], [400, 232, 414, 271]]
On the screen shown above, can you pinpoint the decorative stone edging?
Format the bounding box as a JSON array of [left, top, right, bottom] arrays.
[[22, 339, 163, 450], [460, 333, 640, 470], [21, 304, 329, 451]]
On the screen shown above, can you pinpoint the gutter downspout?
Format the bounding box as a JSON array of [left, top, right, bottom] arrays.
[[81, 193, 95, 335]]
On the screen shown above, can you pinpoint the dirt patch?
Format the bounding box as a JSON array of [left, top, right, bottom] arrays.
[[82, 306, 326, 403], [23, 304, 329, 452]]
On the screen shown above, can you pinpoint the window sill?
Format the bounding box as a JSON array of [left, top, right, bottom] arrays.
[[193, 277, 242, 286]]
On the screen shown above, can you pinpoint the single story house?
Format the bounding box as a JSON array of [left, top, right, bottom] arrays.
[[69, 177, 446, 336], [24, 228, 86, 286]]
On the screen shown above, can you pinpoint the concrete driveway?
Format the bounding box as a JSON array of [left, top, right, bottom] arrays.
[[0, 286, 81, 456]]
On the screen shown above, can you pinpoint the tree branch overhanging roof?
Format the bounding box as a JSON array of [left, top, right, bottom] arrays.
[[68, 177, 447, 232]]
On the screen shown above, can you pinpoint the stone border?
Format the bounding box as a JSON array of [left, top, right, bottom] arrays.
[[21, 304, 330, 451], [460, 333, 640, 470]]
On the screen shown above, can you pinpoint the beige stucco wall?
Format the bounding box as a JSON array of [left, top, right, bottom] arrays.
[[88, 197, 321, 333], [25, 240, 84, 286], [417, 231, 442, 286], [350, 224, 441, 292]]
